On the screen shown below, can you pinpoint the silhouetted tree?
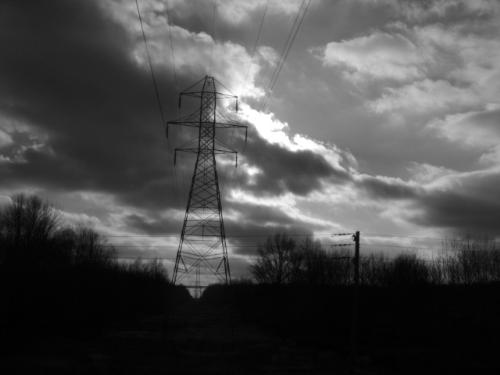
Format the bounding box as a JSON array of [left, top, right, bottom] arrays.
[[127, 258, 169, 282], [250, 233, 301, 284], [73, 227, 115, 266], [0, 192, 180, 342], [299, 237, 352, 285], [0, 194, 116, 268], [359, 254, 391, 286], [385, 254, 430, 285], [298, 237, 324, 284], [442, 234, 500, 284], [0, 193, 60, 265]]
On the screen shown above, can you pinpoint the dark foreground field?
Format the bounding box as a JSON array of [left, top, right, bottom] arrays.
[[2, 283, 500, 374]]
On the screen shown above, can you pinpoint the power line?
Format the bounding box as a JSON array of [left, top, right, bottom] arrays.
[[104, 232, 489, 242], [104, 231, 496, 246], [134, 0, 166, 126], [107, 244, 261, 248], [105, 240, 498, 250], [266, 0, 311, 97], [360, 243, 430, 249], [135, 0, 182, 223], [268, 0, 306, 91], [104, 232, 352, 239], [209, 0, 218, 74], [243, 0, 269, 86], [362, 233, 491, 242], [117, 256, 175, 260], [162, 0, 183, 213], [252, 0, 269, 57], [165, 0, 178, 90]]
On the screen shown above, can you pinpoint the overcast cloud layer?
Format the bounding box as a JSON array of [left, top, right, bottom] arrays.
[[1, 0, 500, 274]]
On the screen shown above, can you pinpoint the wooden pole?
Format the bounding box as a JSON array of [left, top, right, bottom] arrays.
[[350, 231, 360, 372]]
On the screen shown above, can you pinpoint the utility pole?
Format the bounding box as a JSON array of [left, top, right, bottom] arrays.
[[353, 231, 360, 286], [167, 76, 247, 290], [350, 230, 361, 371]]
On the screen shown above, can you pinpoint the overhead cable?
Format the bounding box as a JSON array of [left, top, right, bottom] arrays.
[[134, 0, 166, 126], [266, 0, 311, 95]]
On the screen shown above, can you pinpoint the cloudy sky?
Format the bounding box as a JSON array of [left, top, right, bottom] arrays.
[[1, 0, 500, 275]]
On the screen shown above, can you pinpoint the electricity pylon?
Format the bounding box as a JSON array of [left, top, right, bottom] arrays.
[[166, 76, 247, 291]]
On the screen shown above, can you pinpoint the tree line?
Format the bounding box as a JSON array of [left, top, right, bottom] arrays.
[[0, 193, 188, 341], [250, 233, 500, 286], [1, 194, 114, 268]]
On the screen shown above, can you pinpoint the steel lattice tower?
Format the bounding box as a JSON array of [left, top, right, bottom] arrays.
[[167, 76, 247, 292]]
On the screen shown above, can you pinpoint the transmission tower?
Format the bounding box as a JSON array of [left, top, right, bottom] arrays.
[[166, 76, 247, 290]]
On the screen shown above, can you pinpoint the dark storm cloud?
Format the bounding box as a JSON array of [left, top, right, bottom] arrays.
[[411, 191, 500, 234], [0, 0, 237, 213], [168, 1, 305, 54], [122, 196, 318, 235], [0, 0, 187, 209], [122, 199, 318, 256], [406, 170, 500, 234], [124, 213, 181, 235], [467, 109, 500, 132], [385, 0, 497, 24], [357, 169, 500, 235], [355, 167, 500, 235], [0, 0, 343, 218], [229, 202, 297, 226], [358, 175, 419, 200], [3, 0, 500, 246], [224, 200, 326, 256], [166, 0, 261, 47], [230, 127, 351, 196], [0, 130, 38, 162]]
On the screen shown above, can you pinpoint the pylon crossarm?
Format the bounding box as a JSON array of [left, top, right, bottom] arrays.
[[168, 121, 246, 129], [213, 148, 238, 166], [173, 147, 199, 165], [180, 91, 237, 99], [214, 123, 247, 129], [175, 147, 198, 153], [214, 148, 237, 154], [167, 121, 199, 128], [166, 120, 200, 139], [174, 146, 237, 163]]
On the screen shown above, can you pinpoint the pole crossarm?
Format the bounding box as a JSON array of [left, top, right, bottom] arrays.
[[167, 75, 247, 291]]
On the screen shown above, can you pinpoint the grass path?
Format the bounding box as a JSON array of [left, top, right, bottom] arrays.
[[1, 298, 365, 374], [98, 299, 350, 374]]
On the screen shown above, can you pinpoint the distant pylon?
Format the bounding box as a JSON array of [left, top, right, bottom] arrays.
[[167, 76, 247, 288]]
